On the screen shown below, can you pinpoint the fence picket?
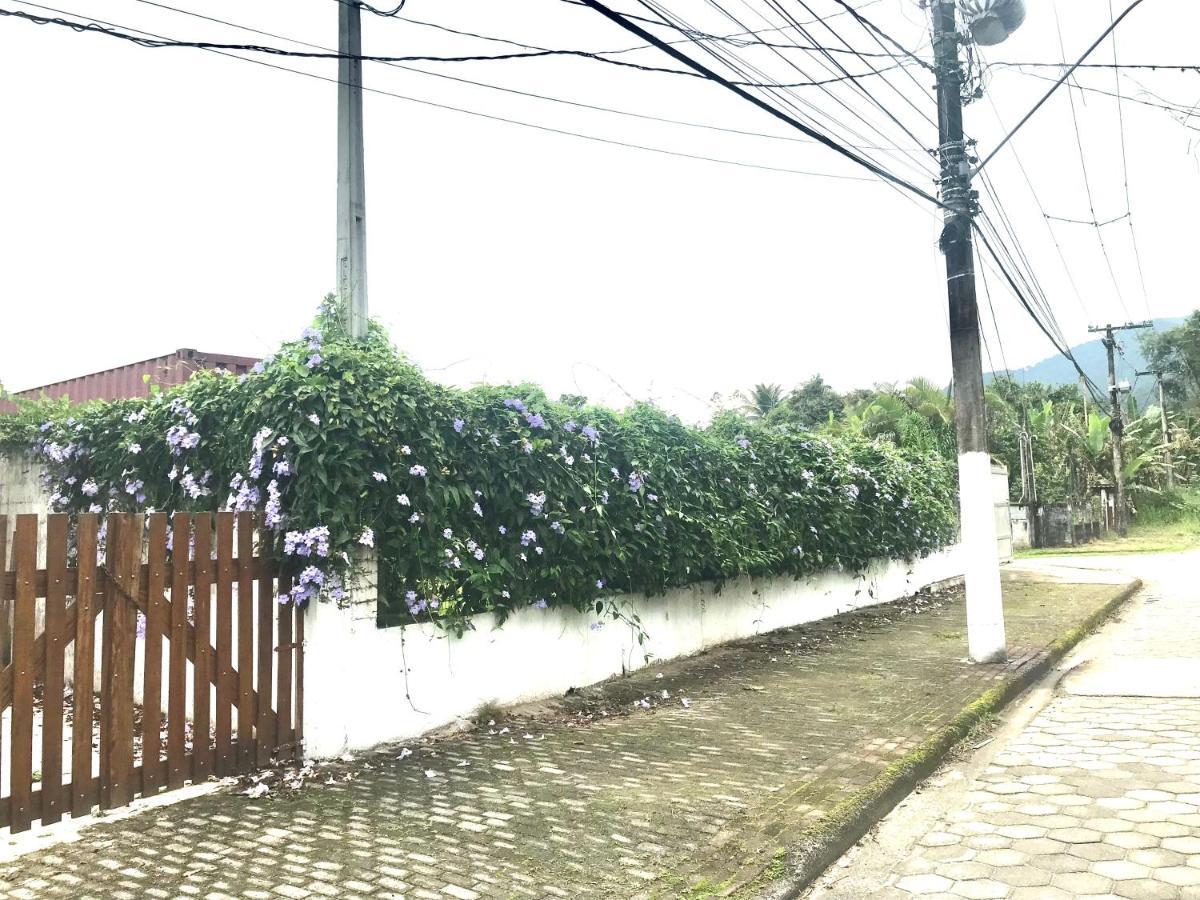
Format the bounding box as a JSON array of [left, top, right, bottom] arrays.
[[294, 602, 304, 758], [167, 512, 189, 789], [141, 514, 168, 795], [236, 513, 256, 769], [41, 515, 68, 824], [71, 515, 98, 818], [193, 515, 214, 781], [0, 516, 7, 780], [0, 516, 9, 669], [101, 514, 138, 810], [256, 522, 275, 766], [214, 512, 234, 777], [276, 574, 293, 755], [10, 516, 37, 832]]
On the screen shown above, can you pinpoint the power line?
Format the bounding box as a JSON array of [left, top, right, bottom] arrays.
[[636, 0, 940, 189], [0, 6, 923, 89], [635, 0, 931, 182], [571, 0, 945, 205], [973, 0, 1150, 176], [1048, 0, 1131, 323], [127, 0, 927, 155], [972, 223, 1108, 403], [1106, 0, 1153, 322], [11, 1, 882, 181]]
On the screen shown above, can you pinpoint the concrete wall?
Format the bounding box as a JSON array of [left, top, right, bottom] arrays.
[[0, 451, 51, 543], [303, 544, 966, 758], [992, 462, 1013, 563]]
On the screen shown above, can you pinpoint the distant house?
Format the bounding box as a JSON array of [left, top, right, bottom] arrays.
[[0, 348, 261, 413]]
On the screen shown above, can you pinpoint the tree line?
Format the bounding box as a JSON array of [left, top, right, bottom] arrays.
[[720, 312, 1200, 512]]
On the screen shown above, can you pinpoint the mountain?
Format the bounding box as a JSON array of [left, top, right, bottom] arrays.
[[986, 317, 1185, 411]]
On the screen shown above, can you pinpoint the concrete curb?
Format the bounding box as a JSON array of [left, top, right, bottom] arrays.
[[761, 576, 1142, 900]]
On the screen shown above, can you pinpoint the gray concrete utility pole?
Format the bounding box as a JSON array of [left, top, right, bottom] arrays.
[[931, 0, 1006, 664], [337, 0, 368, 340], [1090, 321, 1152, 535], [1138, 369, 1175, 489]]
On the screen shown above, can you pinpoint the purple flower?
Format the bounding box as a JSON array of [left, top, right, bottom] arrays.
[[453, 418, 465, 434], [550, 521, 565, 535], [128, 443, 141, 455], [306, 354, 322, 369], [397, 493, 410, 506], [580, 425, 600, 446], [360, 527, 375, 548], [520, 529, 537, 547], [524, 412, 547, 430], [473, 548, 485, 561], [308, 413, 321, 426], [589, 622, 603, 632], [39, 422, 53, 433], [301, 326, 320, 342], [736, 436, 751, 450], [647, 494, 658, 502], [81, 479, 99, 497], [527, 491, 546, 516], [265, 480, 283, 529], [472, 502, 483, 516], [442, 528, 453, 539], [600, 490, 609, 504], [251, 361, 265, 375], [532, 598, 548, 609], [503, 398, 527, 414], [409, 464, 427, 477], [846, 484, 860, 502], [596, 579, 605, 590], [563, 421, 577, 433], [628, 472, 645, 492], [125, 478, 144, 496], [498, 526, 507, 535], [372, 471, 388, 482], [273, 459, 291, 477], [522, 440, 533, 455], [408, 512, 422, 524]]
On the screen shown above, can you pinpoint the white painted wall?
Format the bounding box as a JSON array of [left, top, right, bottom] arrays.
[[303, 544, 965, 758]]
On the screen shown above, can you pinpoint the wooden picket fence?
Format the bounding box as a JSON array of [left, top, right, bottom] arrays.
[[0, 511, 303, 833]]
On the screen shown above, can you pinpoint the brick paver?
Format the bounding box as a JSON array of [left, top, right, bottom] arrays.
[[859, 551, 1200, 900], [0, 571, 1128, 899]]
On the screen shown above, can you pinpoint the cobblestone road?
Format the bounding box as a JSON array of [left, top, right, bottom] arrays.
[[814, 550, 1200, 900], [0, 571, 1129, 900]]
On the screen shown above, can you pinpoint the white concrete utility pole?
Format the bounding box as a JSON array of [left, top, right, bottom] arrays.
[[337, 0, 369, 340], [931, 0, 1007, 663]]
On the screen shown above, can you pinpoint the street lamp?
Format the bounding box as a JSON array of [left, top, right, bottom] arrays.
[[958, 0, 1027, 45]]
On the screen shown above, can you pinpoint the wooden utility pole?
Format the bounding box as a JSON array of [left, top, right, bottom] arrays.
[[1089, 321, 1151, 535], [337, 0, 369, 340], [932, 0, 1006, 663], [1138, 369, 1175, 489]]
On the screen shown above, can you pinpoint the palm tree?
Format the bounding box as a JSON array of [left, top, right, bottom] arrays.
[[740, 383, 784, 420]]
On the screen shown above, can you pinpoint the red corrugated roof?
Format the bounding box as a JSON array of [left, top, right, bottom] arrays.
[[0, 349, 261, 413]]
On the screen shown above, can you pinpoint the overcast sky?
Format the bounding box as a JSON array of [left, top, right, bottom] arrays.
[[2, 0, 1198, 421]]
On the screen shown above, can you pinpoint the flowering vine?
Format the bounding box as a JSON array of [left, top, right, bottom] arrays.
[[0, 297, 958, 637]]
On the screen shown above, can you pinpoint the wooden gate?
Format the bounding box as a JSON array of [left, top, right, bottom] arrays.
[[0, 511, 303, 833]]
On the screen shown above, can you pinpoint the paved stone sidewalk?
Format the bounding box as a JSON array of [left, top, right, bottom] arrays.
[[810, 550, 1200, 900], [0, 570, 1131, 900]]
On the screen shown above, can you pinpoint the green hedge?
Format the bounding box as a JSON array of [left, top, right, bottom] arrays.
[[1, 300, 959, 634]]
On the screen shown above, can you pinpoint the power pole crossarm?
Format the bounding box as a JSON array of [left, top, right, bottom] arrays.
[[337, 0, 369, 340], [932, 0, 1006, 664]]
